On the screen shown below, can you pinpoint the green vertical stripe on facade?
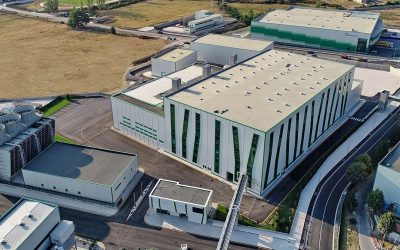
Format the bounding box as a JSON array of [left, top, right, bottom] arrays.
[[293, 113, 299, 161], [274, 124, 285, 179], [328, 83, 338, 126], [314, 93, 325, 142], [232, 126, 241, 181], [285, 118, 292, 169], [322, 89, 331, 132], [170, 104, 176, 153], [214, 120, 221, 174], [182, 109, 190, 158], [300, 106, 308, 154], [263, 132, 274, 190], [308, 101, 315, 147], [246, 134, 259, 188], [192, 113, 201, 163]]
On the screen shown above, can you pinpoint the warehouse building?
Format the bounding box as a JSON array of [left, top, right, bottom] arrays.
[[251, 7, 383, 53], [164, 50, 362, 195], [112, 48, 362, 195], [151, 49, 197, 77], [0, 198, 75, 250], [22, 142, 139, 204], [149, 179, 213, 224], [373, 141, 400, 216], [112, 64, 214, 148], [191, 34, 274, 65], [185, 14, 224, 34]]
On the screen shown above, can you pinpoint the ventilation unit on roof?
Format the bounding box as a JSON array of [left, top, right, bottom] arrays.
[[19, 221, 25, 226], [276, 109, 282, 113], [286, 64, 291, 68], [214, 110, 219, 113], [285, 103, 291, 107], [0, 239, 6, 245], [268, 98, 274, 101], [27, 213, 33, 218], [247, 106, 252, 109]]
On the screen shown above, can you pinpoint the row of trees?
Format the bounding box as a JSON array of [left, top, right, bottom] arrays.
[[218, 2, 262, 26], [45, 0, 106, 13]]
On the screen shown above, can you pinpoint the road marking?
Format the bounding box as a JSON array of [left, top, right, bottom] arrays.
[[79, 111, 111, 148]]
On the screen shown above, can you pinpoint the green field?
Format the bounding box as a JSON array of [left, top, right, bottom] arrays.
[[40, 97, 71, 117], [55, 134, 77, 144]]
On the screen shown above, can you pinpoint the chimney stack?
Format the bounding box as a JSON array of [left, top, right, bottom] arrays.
[[229, 54, 238, 66], [171, 77, 182, 91], [202, 64, 211, 78]]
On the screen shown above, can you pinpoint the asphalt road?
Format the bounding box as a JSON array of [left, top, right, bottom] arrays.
[[303, 107, 400, 250]]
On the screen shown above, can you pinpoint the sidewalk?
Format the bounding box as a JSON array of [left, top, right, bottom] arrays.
[[291, 98, 400, 248], [355, 179, 376, 250], [144, 210, 294, 250]]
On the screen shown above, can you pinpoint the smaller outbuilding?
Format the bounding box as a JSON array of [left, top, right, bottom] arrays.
[[151, 49, 197, 77], [22, 142, 139, 204], [373, 141, 400, 216], [149, 179, 213, 224]]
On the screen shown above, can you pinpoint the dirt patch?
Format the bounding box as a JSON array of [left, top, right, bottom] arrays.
[[0, 14, 167, 98]]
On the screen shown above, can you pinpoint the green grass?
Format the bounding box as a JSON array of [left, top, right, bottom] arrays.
[[55, 133, 77, 144], [40, 96, 71, 117], [214, 204, 271, 230], [58, 0, 82, 6]]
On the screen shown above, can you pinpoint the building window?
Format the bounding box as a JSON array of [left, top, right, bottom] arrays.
[[192, 113, 201, 163], [53, 186, 56, 190], [314, 93, 325, 142], [340, 82, 348, 116], [115, 182, 122, 191], [293, 113, 299, 161], [333, 83, 342, 122], [299, 106, 308, 154], [285, 118, 292, 169], [182, 109, 190, 158], [65, 189, 68, 192], [263, 132, 274, 190], [156, 208, 170, 215], [214, 120, 221, 174], [308, 101, 315, 147], [78, 191, 81, 195], [170, 104, 176, 153], [41, 184, 44, 187], [274, 124, 285, 179], [322, 89, 331, 132], [246, 134, 259, 188], [192, 207, 204, 214], [342, 85, 349, 115], [232, 126, 241, 181]]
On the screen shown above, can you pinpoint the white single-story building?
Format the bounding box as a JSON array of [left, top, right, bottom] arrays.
[[151, 49, 197, 77], [149, 179, 213, 224]]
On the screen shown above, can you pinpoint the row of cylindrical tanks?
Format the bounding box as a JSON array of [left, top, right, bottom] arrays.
[[0, 104, 42, 146]]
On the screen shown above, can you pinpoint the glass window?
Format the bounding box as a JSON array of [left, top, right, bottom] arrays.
[[192, 113, 201, 163], [170, 104, 176, 153], [308, 100, 315, 147], [232, 126, 241, 181], [192, 207, 204, 214], [285, 118, 292, 169], [315, 93, 325, 142], [293, 113, 299, 161], [246, 134, 259, 188], [214, 120, 221, 173], [299, 106, 308, 154], [274, 124, 285, 179], [322, 89, 331, 132], [263, 132, 274, 190], [182, 109, 190, 158]]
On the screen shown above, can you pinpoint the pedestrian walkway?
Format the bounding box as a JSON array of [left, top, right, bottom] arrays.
[[291, 97, 400, 248], [144, 210, 294, 250]]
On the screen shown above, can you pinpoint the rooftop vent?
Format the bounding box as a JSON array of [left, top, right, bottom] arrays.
[[19, 221, 25, 226], [310, 86, 315, 89], [235, 80, 239, 83], [268, 98, 274, 101], [276, 109, 282, 113], [256, 86, 260, 90], [286, 63, 291, 68], [214, 110, 219, 113], [216, 90, 220, 93], [293, 82, 298, 85], [212, 81, 216, 84], [226, 85, 230, 88], [229, 54, 238, 66], [273, 76, 278, 80], [276, 92, 282, 96], [307, 73, 312, 76], [301, 92, 306, 96], [27, 213, 33, 218], [284, 88, 290, 91], [285, 103, 291, 107], [263, 81, 268, 85], [247, 106, 252, 109], [0, 239, 6, 245]]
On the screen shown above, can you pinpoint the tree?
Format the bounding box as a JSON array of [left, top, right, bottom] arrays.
[[96, 0, 106, 10], [356, 153, 372, 172], [378, 211, 396, 241], [367, 189, 384, 214], [67, 8, 90, 28], [45, 0, 58, 12], [86, 0, 93, 12], [346, 162, 368, 185]]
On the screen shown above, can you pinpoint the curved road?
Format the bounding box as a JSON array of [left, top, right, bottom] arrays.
[[304, 106, 400, 250]]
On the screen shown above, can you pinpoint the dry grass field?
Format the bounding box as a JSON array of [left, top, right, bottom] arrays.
[[0, 14, 166, 99], [373, 9, 400, 27], [101, 0, 219, 29]]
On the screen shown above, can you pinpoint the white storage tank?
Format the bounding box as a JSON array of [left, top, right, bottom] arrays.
[[0, 113, 24, 137], [12, 105, 41, 127], [0, 124, 9, 146]]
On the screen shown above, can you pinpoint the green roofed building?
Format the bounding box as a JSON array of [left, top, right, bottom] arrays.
[[251, 7, 383, 53]]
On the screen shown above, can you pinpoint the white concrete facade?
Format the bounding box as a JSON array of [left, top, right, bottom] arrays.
[[151, 49, 197, 77], [185, 14, 223, 34], [22, 157, 138, 203], [191, 34, 274, 65], [149, 179, 213, 224]]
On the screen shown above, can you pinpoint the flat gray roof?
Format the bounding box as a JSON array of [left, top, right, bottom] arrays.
[[169, 49, 354, 132], [192, 34, 273, 51], [380, 141, 400, 173], [157, 49, 196, 63], [150, 179, 212, 206], [24, 142, 136, 186], [256, 7, 380, 34]]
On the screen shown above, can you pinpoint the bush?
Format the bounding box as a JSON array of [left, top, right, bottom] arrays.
[[346, 161, 368, 185], [110, 26, 116, 34], [367, 189, 385, 214], [68, 8, 90, 28]]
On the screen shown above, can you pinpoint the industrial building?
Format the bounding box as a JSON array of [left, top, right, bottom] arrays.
[[22, 142, 139, 204], [373, 141, 400, 216], [112, 41, 363, 195], [185, 14, 224, 34], [149, 179, 213, 224], [0, 198, 75, 250], [151, 49, 197, 77], [0, 104, 54, 181], [190, 34, 274, 65], [251, 7, 383, 53]]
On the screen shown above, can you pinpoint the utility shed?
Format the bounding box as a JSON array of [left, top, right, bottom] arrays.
[[151, 49, 197, 77], [251, 7, 383, 53], [373, 141, 400, 216], [149, 179, 213, 224], [190, 34, 274, 65], [22, 142, 139, 203]]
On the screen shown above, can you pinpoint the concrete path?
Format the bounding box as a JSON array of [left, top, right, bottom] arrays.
[[144, 210, 294, 250], [355, 179, 377, 250]]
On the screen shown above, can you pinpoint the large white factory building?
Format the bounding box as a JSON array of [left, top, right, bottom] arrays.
[[112, 35, 363, 195], [251, 7, 383, 53]]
